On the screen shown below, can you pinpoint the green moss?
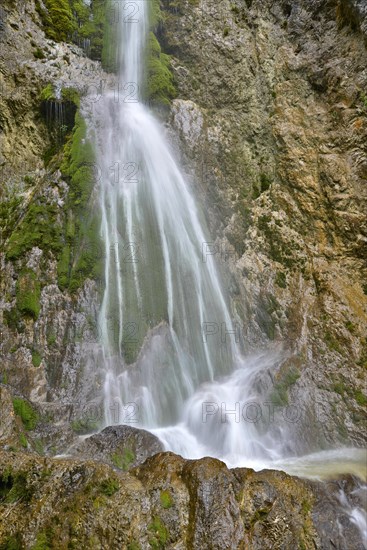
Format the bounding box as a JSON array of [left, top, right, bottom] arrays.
[[15, 270, 41, 320], [58, 111, 103, 292], [40, 84, 55, 102], [19, 433, 28, 448], [252, 184, 261, 199], [302, 499, 312, 515], [31, 532, 51, 550], [345, 320, 357, 335], [61, 87, 80, 108], [250, 508, 269, 527], [0, 194, 22, 242], [3, 308, 21, 331], [6, 200, 63, 262], [0, 469, 34, 503], [68, 213, 104, 292], [100, 477, 119, 496], [355, 390, 367, 406], [71, 418, 99, 435], [0, 534, 23, 550], [111, 448, 135, 471], [46, 332, 56, 346], [127, 542, 141, 550], [33, 47, 45, 59], [57, 242, 71, 289], [36, 0, 75, 42], [35, 0, 108, 62], [260, 173, 272, 192], [275, 271, 287, 288], [160, 490, 173, 509], [333, 382, 346, 396], [32, 350, 42, 368], [150, 0, 164, 28], [148, 517, 168, 549], [24, 175, 36, 187], [13, 398, 39, 431], [145, 32, 177, 106], [33, 439, 45, 455], [271, 366, 301, 406], [324, 331, 342, 353]]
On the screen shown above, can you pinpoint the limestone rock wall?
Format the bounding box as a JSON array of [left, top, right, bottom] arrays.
[[0, 0, 109, 428]]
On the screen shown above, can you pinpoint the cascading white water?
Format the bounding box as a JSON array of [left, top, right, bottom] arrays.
[[90, 0, 274, 460], [88, 0, 367, 494]]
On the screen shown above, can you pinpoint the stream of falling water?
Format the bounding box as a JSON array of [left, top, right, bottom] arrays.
[[88, 3, 366, 542], [92, 0, 272, 461]]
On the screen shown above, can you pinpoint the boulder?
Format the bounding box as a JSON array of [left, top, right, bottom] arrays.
[[70, 424, 164, 470]]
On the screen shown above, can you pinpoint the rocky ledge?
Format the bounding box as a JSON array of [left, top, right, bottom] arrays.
[[0, 445, 366, 549]]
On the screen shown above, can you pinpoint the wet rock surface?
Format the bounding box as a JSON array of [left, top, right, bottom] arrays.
[[0, 448, 365, 549], [70, 425, 164, 470]]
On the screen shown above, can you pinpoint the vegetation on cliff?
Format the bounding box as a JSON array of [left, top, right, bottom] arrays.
[[58, 111, 103, 292], [35, 0, 107, 61], [146, 31, 177, 106]]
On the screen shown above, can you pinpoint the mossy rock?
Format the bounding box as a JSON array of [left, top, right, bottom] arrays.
[[37, 0, 76, 42], [145, 32, 177, 106], [57, 110, 104, 292], [0, 469, 34, 504], [12, 397, 39, 431], [148, 516, 169, 549], [6, 199, 63, 262], [111, 448, 135, 471], [35, 0, 108, 62], [16, 270, 41, 320], [39, 83, 56, 102], [31, 350, 43, 368]]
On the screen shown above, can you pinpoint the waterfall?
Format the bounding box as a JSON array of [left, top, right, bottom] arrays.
[[87, 0, 367, 484], [89, 0, 269, 460]]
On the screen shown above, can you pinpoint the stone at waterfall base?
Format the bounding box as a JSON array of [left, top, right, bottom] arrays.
[[70, 424, 164, 470], [0, 447, 365, 549]]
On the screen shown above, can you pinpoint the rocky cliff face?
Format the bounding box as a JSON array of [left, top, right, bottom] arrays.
[[0, 0, 112, 436], [0, 0, 366, 547]]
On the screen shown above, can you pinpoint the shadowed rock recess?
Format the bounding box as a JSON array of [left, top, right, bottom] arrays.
[[0, 0, 366, 548]]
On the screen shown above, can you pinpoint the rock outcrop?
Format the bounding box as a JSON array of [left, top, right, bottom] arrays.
[[0, 0, 110, 428], [0, 448, 365, 549], [70, 425, 164, 470]]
